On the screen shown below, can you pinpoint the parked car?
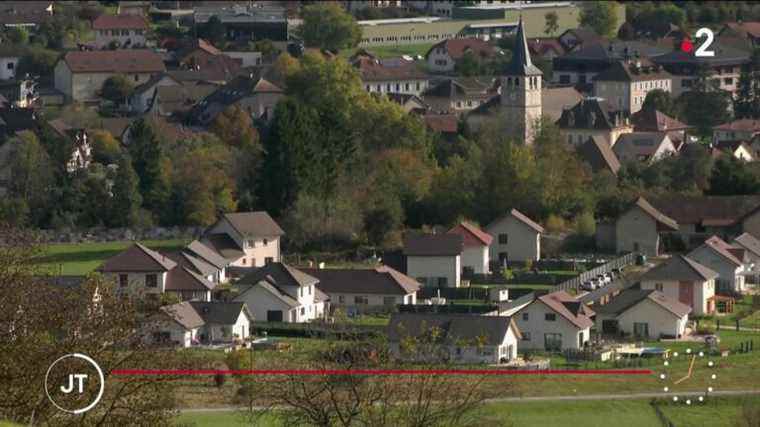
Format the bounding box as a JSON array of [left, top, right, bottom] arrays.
[[581, 281, 595, 291]]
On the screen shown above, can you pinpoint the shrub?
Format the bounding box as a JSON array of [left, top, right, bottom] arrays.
[[545, 214, 566, 233], [500, 268, 514, 282], [696, 326, 715, 335], [574, 211, 596, 237]]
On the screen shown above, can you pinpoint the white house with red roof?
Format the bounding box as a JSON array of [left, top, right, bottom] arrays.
[[448, 221, 492, 275], [501, 290, 594, 351], [92, 13, 148, 49], [425, 37, 495, 73], [688, 236, 748, 294], [712, 119, 760, 145], [485, 209, 544, 265], [639, 255, 718, 315]]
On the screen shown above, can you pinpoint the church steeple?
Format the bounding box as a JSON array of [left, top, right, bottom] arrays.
[[504, 17, 542, 77]]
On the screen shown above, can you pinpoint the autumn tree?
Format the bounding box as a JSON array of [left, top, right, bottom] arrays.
[[545, 11, 559, 36], [90, 129, 122, 165], [101, 75, 134, 105], [210, 105, 259, 148], [579, 1, 619, 38], [109, 154, 143, 227], [5, 131, 55, 227], [298, 3, 361, 52]]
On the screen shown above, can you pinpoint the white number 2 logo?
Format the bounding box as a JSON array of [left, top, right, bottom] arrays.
[[695, 28, 715, 57]]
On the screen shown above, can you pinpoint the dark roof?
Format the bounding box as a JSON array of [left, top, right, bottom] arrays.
[[503, 18, 542, 77], [161, 301, 205, 330], [577, 135, 621, 175], [189, 301, 250, 324], [631, 107, 689, 132], [387, 313, 519, 345], [238, 262, 319, 288], [448, 222, 492, 247], [639, 255, 718, 282], [186, 240, 229, 269], [692, 235, 744, 267], [594, 289, 691, 318], [303, 266, 420, 296], [190, 74, 283, 125], [557, 98, 629, 130], [653, 43, 750, 68], [200, 233, 244, 262], [61, 50, 165, 74], [155, 84, 218, 116], [714, 119, 760, 132], [627, 197, 679, 230], [218, 211, 284, 238], [594, 58, 670, 82], [97, 243, 177, 273], [487, 208, 545, 234], [403, 233, 463, 256], [92, 14, 148, 30], [352, 56, 428, 82], [0, 1, 53, 26], [425, 38, 495, 61], [0, 107, 37, 134], [648, 195, 760, 227], [165, 251, 218, 277], [165, 266, 216, 292], [535, 291, 594, 329], [558, 41, 668, 63], [734, 232, 760, 258]]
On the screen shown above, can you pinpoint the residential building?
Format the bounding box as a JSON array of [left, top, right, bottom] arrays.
[[638, 255, 718, 315], [688, 236, 748, 294], [505, 291, 594, 351], [128, 73, 181, 114], [92, 14, 148, 49], [712, 140, 755, 162], [733, 232, 760, 283], [184, 239, 230, 284], [344, 1, 401, 12], [353, 54, 430, 96], [540, 86, 583, 122], [594, 289, 690, 339], [0, 45, 24, 80], [613, 197, 679, 256], [527, 38, 565, 61], [425, 37, 495, 73], [713, 119, 760, 144], [404, 233, 463, 288], [557, 27, 604, 52], [719, 22, 760, 48], [54, 50, 166, 103], [630, 107, 690, 148], [302, 266, 420, 314], [194, 5, 288, 42], [234, 262, 327, 323], [486, 208, 544, 265], [653, 43, 750, 98], [0, 1, 53, 29], [500, 17, 543, 145], [552, 41, 668, 86], [612, 132, 677, 164], [202, 211, 285, 268], [46, 119, 92, 173], [421, 77, 496, 114], [592, 58, 672, 114], [423, 113, 458, 139], [448, 221, 492, 275], [146, 301, 253, 347], [387, 93, 429, 114], [0, 79, 36, 108], [557, 97, 633, 147], [189, 74, 283, 125], [576, 135, 621, 175], [387, 313, 520, 364], [96, 243, 215, 302]]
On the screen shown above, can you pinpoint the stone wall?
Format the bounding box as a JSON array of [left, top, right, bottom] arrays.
[[35, 226, 205, 244]]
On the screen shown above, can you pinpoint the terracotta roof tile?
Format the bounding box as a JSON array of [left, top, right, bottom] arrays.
[[448, 221, 493, 247], [92, 13, 148, 30], [536, 291, 594, 330], [425, 37, 495, 61], [62, 50, 165, 74]]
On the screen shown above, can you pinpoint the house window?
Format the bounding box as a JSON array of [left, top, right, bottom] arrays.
[[355, 296, 369, 305], [633, 322, 649, 338], [122, 29, 129, 36], [559, 75, 570, 84], [498, 234, 508, 244], [242, 258, 247, 265], [338, 295, 345, 303], [265, 257, 273, 264], [544, 333, 562, 351], [545, 313, 556, 321], [119, 274, 128, 288], [387, 83, 392, 91], [134, 75, 139, 82], [263, 239, 268, 246], [383, 296, 396, 305], [251, 258, 256, 266], [437, 277, 448, 287], [308, 286, 312, 295], [145, 274, 158, 288], [522, 332, 531, 341], [522, 312, 529, 321], [7, 62, 14, 70], [300, 307, 305, 315], [655, 283, 664, 292], [724, 77, 733, 85]]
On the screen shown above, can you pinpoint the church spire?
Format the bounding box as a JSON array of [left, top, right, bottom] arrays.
[[504, 16, 542, 76]]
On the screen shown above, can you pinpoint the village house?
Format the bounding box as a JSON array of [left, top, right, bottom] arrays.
[[448, 221, 492, 275], [0, 45, 24, 81], [630, 107, 690, 148], [404, 233, 463, 288], [501, 291, 594, 351], [485, 208, 544, 266], [593, 289, 691, 339], [713, 119, 760, 145], [612, 132, 677, 164], [576, 135, 621, 175], [653, 43, 749, 98], [184, 240, 230, 284], [303, 266, 420, 315], [638, 255, 718, 315], [425, 37, 496, 73], [557, 27, 604, 52], [234, 262, 328, 323], [712, 140, 755, 162], [613, 197, 679, 257], [189, 73, 283, 125], [422, 77, 496, 114], [557, 97, 633, 148], [0, 1, 54, 29], [201, 211, 284, 268], [527, 38, 565, 61], [688, 236, 748, 294], [146, 301, 253, 347], [352, 53, 430, 96], [733, 232, 760, 284], [92, 13, 148, 49], [96, 243, 216, 302], [46, 119, 92, 173], [54, 50, 166, 103], [719, 22, 760, 49], [592, 58, 672, 114], [387, 313, 520, 364], [387, 93, 429, 114]]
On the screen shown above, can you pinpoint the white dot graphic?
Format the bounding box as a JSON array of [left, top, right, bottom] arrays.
[[664, 361, 669, 366], [686, 348, 692, 354], [699, 396, 704, 402], [712, 374, 717, 380], [699, 351, 704, 357], [660, 374, 666, 379], [708, 387, 713, 392], [708, 361, 714, 367], [663, 387, 669, 392], [674, 352, 679, 357], [686, 399, 691, 405], [673, 396, 679, 402]]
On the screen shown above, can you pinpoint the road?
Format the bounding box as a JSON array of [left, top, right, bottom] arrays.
[[178, 389, 760, 413]]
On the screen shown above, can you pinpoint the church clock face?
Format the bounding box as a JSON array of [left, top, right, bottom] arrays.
[[657, 348, 718, 405]]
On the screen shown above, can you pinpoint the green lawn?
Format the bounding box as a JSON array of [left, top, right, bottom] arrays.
[[176, 411, 276, 427], [33, 240, 190, 275]]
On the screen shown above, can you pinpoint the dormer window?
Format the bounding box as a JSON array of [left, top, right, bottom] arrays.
[[263, 239, 268, 246]]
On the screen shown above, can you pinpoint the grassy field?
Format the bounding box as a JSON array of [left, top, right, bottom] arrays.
[[33, 240, 190, 275], [175, 396, 759, 427]]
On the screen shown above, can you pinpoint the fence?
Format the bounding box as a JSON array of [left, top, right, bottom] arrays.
[[249, 321, 385, 339], [398, 304, 498, 315], [554, 252, 638, 292]]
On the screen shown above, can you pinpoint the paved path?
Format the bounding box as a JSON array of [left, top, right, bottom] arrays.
[[178, 389, 760, 413]]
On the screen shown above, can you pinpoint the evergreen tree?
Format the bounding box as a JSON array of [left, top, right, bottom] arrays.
[[127, 119, 170, 217], [110, 154, 143, 227]]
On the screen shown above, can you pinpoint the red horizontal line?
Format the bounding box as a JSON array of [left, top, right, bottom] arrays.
[[112, 369, 654, 376]]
